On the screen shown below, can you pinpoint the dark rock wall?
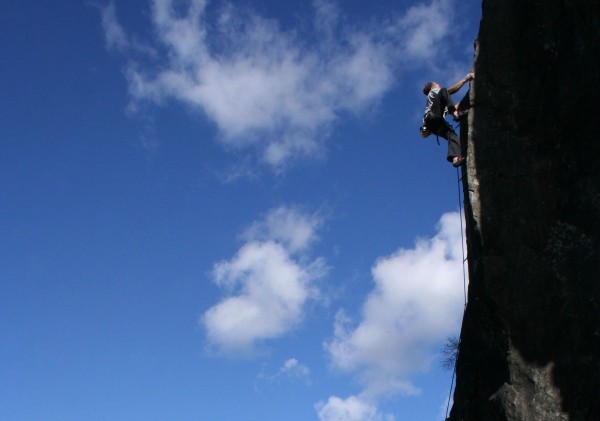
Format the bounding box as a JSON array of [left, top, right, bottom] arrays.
[[450, 0, 600, 420]]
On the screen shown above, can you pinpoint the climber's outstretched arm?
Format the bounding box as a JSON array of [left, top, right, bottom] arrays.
[[447, 73, 475, 95]]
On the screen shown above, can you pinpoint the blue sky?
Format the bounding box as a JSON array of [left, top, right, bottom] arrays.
[[0, 1, 480, 420]]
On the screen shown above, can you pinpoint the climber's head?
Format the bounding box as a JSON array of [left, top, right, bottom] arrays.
[[423, 81, 440, 96]]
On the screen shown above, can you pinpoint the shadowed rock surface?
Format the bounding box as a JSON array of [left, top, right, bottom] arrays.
[[448, 0, 600, 419]]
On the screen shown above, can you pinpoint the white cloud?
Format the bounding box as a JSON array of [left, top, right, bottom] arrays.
[[255, 358, 312, 389], [103, 0, 457, 170], [203, 206, 326, 355], [316, 395, 395, 421], [325, 212, 466, 398], [242, 206, 322, 253], [101, 2, 157, 56], [101, 2, 128, 51], [278, 358, 311, 383], [395, 0, 453, 61]]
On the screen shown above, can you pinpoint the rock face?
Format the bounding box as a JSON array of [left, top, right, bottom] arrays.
[[449, 0, 600, 420]]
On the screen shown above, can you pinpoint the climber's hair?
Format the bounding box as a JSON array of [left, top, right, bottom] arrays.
[[423, 82, 435, 96]]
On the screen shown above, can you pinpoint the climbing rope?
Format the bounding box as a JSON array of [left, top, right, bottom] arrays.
[[444, 166, 469, 420], [457, 167, 468, 308], [445, 367, 456, 420]]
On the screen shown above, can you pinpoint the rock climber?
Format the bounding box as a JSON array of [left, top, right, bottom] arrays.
[[421, 73, 474, 167]]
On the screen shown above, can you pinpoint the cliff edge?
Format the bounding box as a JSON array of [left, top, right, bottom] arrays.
[[449, 0, 600, 419]]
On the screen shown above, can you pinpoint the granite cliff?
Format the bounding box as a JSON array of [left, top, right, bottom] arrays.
[[448, 0, 600, 419]]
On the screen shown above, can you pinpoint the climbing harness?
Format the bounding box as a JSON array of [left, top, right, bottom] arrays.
[[420, 115, 458, 146]]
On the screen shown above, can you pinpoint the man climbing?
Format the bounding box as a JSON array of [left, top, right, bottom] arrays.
[[422, 73, 474, 167]]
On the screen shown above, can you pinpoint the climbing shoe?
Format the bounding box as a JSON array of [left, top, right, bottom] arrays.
[[452, 157, 465, 167]]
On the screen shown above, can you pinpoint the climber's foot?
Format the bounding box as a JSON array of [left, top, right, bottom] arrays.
[[452, 157, 465, 167]]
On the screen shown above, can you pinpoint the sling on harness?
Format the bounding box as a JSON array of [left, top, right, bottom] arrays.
[[421, 112, 452, 145]]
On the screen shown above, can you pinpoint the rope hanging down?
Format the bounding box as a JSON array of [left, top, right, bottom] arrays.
[[444, 167, 469, 420], [457, 168, 468, 308]]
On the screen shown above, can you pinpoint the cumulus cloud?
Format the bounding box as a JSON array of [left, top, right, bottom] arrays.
[[316, 395, 395, 421], [101, 3, 128, 51], [395, 0, 453, 61], [102, 0, 457, 170], [242, 206, 322, 253], [203, 206, 326, 355], [280, 358, 310, 379], [275, 358, 312, 384], [255, 358, 312, 390], [101, 2, 156, 56], [324, 211, 466, 398]]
